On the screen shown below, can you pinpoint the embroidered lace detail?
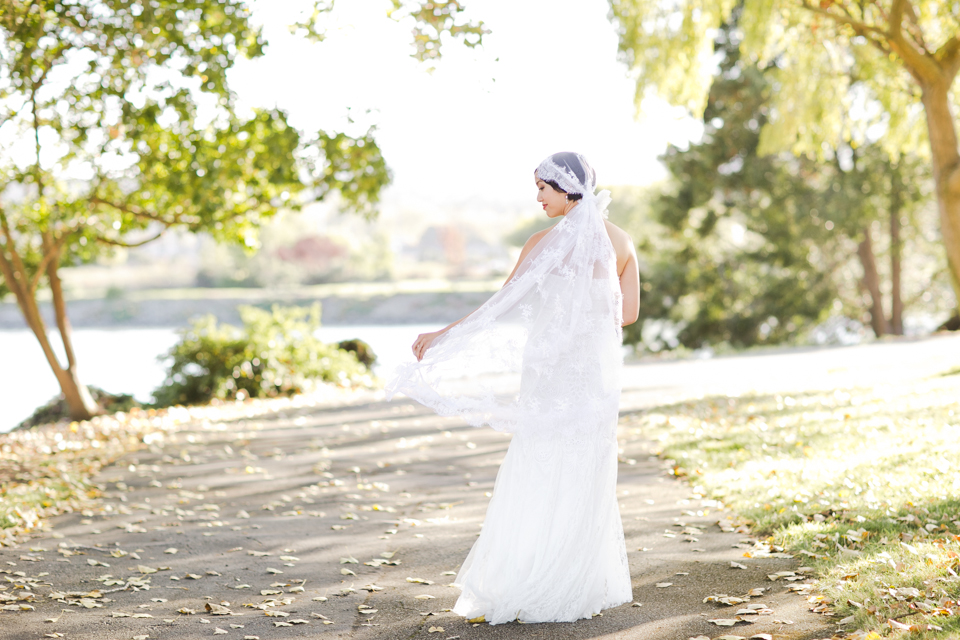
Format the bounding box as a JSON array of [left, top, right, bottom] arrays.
[[535, 151, 596, 197]]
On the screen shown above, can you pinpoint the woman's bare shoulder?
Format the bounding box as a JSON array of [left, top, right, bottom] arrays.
[[524, 227, 553, 250], [603, 220, 635, 255]]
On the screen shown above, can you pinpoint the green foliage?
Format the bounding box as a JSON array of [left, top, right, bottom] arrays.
[[293, 0, 488, 66], [153, 304, 371, 407], [336, 338, 377, 367], [0, 0, 393, 299], [390, 0, 489, 64], [608, 0, 956, 159], [623, 19, 933, 352]]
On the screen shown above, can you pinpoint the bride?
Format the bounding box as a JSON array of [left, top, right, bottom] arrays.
[[386, 152, 640, 624]]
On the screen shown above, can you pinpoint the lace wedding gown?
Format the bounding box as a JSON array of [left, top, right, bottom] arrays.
[[387, 153, 633, 624]]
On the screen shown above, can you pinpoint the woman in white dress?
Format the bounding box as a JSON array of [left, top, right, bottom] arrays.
[[386, 152, 640, 624]]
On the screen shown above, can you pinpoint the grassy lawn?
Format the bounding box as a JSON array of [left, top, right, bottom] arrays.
[[621, 371, 960, 639]]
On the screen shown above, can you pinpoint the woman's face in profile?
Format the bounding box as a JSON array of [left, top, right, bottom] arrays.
[[535, 177, 568, 218]]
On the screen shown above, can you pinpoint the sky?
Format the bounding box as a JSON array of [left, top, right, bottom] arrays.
[[228, 0, 704, 221]]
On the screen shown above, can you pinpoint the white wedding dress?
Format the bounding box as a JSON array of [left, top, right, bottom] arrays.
[[387, 153, 633, 624]]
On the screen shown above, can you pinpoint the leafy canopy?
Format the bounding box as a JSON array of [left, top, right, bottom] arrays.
[[608, 0, 959, 158], [0, 0, 393, 300]]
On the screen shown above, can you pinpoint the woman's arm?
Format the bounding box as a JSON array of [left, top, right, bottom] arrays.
[[412, 229, 550, 361], [619, 242, 640, 327]]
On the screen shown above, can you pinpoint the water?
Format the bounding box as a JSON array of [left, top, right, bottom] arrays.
[[0, 324, 435, 433]]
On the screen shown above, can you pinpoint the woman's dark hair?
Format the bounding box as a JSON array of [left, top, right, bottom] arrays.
[[543, 179, 583, 201]]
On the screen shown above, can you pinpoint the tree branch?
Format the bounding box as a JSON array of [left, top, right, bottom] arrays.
[[799, 1, 891, 55], [887, 0, 941, 84], [89, 197, 180, 226], [28, 233, 67, 293], [94, 231, 164, 248], [934, 36, 960, 79], [800, 1, 889, 39], [0, 207, 34, 299]]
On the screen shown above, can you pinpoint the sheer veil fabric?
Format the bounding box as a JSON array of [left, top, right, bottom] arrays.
[[386, 152, 633, 624]]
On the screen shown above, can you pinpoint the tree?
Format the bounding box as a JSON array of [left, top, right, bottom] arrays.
[[0, 0, 485, 421], [608, 0, 960, 312], [622, 16, 932, 351]]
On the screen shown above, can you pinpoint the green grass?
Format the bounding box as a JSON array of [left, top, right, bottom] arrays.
[[621, 375, 960, 638]]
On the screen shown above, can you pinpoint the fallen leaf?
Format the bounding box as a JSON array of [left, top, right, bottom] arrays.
[[340, 568, 356, 576], [340, 556, 358, 564], [289, 619, 310, 624], [655, 583, 672, 588], [407, 577, 434, 584], [273, 621, 292, 627], [749, 635, 773, 640], [205, 603, 232, 615], [709, 619, 739, 627], [415, 595, 436, 600], [467, 615, 485, 623], [137, 565, 157, 574], [259, 590, 281, 596], [731, 562, 747, 569], [164, 548, 177, 554], [427, 627, 444, 633], [214, 629, 228, 635]]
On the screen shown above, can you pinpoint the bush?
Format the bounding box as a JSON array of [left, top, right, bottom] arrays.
[[336, 339, 377, 367], [153, 304, 372, 407], [16, 386, 141, 430]]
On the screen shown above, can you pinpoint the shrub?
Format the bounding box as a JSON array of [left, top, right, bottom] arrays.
[[336, 339, 377, 367], [153, 304, 372, 407], [16, 387, 141, 430]]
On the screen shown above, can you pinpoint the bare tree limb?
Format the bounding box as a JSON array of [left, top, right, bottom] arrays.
[[89, 197, 181, 226], [934, 35, 960, 79], [94, 231, 164, 248], [799, 1, 891, 55], [0, 206, 34, 301], [800, 0, 890, 39], [887, 0, 941, 84]]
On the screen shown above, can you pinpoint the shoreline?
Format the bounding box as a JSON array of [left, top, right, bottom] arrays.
[[0, 281, 502, 330]]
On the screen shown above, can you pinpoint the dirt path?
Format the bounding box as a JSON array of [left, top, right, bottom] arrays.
[[7, 335, 960, 639]]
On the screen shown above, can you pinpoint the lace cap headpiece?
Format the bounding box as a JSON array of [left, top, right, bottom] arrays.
[[535, 151, 596, 198]]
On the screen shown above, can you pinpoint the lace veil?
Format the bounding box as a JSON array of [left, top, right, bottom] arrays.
[[386, 152, 623, 441]]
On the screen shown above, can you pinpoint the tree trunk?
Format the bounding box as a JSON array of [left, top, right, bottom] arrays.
[[920, 80, 960, 313], [45, 249, 101, 421], [889, 168, 904, 335], [857, 226, 889, 337], [0, 220, 101, 422]]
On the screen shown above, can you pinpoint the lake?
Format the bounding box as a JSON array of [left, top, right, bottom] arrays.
[[0, 324, 437, 433]]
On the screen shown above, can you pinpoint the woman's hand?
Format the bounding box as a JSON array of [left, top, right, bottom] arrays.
[[412, 331, 443, 361]]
